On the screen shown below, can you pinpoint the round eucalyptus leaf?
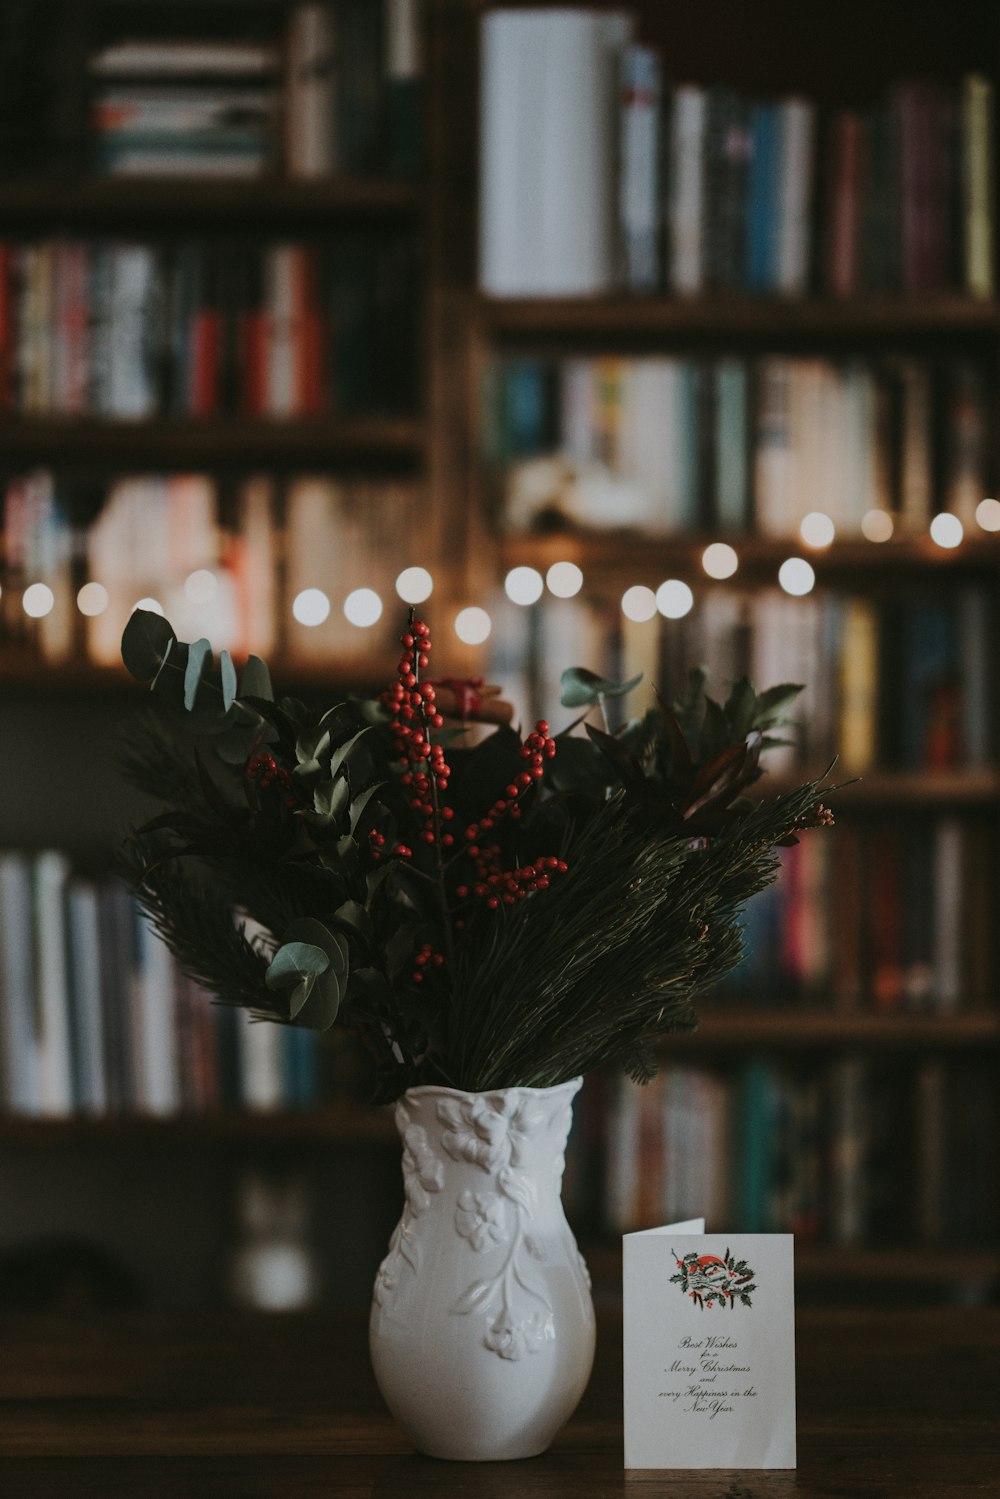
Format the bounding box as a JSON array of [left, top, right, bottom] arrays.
[[264, 940, 331, 993], [184, 639, 213, 711]]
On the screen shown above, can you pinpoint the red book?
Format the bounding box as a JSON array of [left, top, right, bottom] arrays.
[[299, 246, 325, 415], [826, 111, 864, 296], [240, 310, 267, 416], [189, 308, 222, 417]]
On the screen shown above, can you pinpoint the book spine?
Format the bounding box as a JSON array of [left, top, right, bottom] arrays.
[[285, 3, 339, 179], [617, 44, 661, 292], [384, 0, 424, 179], [667, 85, 706, 295], [962, 73, 995, 297], [776, 97, 815, 295]]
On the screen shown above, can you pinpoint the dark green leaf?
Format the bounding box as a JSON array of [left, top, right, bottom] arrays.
[[240, 655, 273, 701], [121, 608, 177, 682], [328, 725, 371, 781], [184, 639, 212, 711], [219, 650, 237, 711], [265, 941, 330, 991], [755, 682, 803, 718], [724, 677, 758, 739], [560, 666, 643, 708]]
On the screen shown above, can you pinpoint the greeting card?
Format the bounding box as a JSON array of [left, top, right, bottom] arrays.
[[623, 1221, 795, 1469]]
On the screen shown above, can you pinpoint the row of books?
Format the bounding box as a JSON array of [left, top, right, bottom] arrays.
[[0, 2, 423, 181], [0, 851, 323, 1118], [0, 234, 419, 419], [585, 1059, 994, 1245], [480, 8, 995, 298], [490, 580, 995, 775], [489, 355, 990, 538], [722, 816, 994, 1015], [0, 470, 417, 668]]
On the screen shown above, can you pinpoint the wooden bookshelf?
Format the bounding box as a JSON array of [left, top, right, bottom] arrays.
[[668, 1010, 1000, 1051], [0, 417, 428, 470], [0, 1106, 397, 1149], [0, 0, 997, 1309], [0, 177, 426, 229], [480, 293, 1000, 346], [499, 533, 1000, 582]]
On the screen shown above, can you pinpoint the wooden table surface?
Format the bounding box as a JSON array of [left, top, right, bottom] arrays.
[[0, 1307, 997, 1497]]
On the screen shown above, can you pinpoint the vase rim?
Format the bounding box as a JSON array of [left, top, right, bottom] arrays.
[[402, 1077, 583, 1103]]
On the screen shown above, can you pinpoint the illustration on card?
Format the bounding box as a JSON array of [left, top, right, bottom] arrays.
[[670, 1247, 757, 1309]]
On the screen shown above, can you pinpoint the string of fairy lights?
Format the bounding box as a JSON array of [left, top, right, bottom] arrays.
[[12, 499, 1000, 647]]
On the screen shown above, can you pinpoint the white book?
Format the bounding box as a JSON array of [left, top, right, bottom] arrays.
[[667, 86, 707, 295], [266, 245, 300, 417], [235, 476, 279, 659], [386, 0, 423, 79], [479, 9, 631, 296], [284, 476, 353, 660], [66, 880, 107, 1114], [89, 41, 282, 77], [102, 152, 265, 178], [105, 245, 158, 418], [131, 905, 179, 1116], [776, 98, 815, 296], [24, 469, 74, 663], [842, 363, 877, 530], [238, 1015, 286, 1111], [618, 358, 674, 535], [286, 4, 338, 178], [31, 851, 74, 1116], [559, 358, 598, 465], [0, 852, 39, 1113], [618, 45, 661, 291], [754, 358, 794, 535]]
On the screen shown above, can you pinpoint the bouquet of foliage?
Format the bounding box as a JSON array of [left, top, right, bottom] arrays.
[[118, 608, 834, 1104]]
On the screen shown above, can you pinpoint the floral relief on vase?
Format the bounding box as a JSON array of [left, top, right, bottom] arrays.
[[372, 1102, 444, 1315], [440, 1090, 562, 1362]]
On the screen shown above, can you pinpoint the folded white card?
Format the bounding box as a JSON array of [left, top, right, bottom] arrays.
[[623, 1221, 796, 1469]]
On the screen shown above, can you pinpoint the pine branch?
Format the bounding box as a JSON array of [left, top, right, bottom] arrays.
[[119, 836, 281, 1019]]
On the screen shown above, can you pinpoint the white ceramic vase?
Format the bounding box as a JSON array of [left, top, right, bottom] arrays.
[[369, 1078, 596, 1461]]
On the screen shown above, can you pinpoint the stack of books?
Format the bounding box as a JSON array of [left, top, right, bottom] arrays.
[[0, 852, 324, 1117], [479, 8, 995, 299], [489, 353, 990, 537], [88, 38, 282, 178]]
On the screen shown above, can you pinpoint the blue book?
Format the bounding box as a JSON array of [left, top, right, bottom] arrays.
[[502, 360, 554, 458], [745, 102, 780, 291], [736, 1059, 777, 1232]]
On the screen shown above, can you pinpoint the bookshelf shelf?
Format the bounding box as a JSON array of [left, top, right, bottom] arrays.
[[669, 1011, 1000, 1051], [480, 294, 1000, 347], [0, 177, 426, 229], [0, 417, 428, 471], [0, 657, 396, 697], [499, 533, 1000, 581], [0, 1106, 396, 1149]]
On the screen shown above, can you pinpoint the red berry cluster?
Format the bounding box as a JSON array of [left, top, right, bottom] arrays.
[[455, 720, 565, 908], [245, 751, 297, 809], [382, 620, 454, 856], [410, 941, 445, 984], [456, 855, 568, 911]]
